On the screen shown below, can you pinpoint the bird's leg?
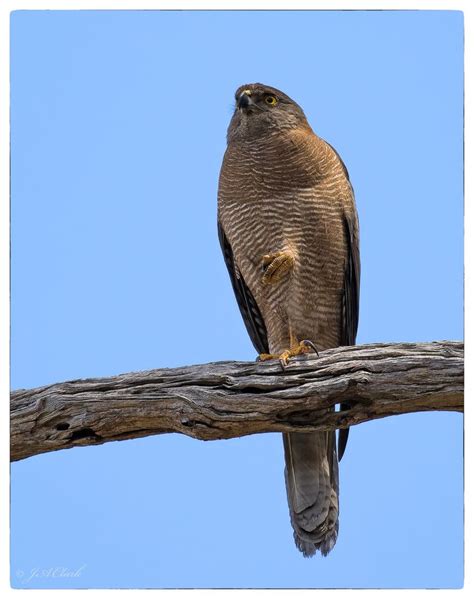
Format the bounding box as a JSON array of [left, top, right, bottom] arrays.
[[259, 338, 319, 368], [261, 251, 295, 285], [278, 332, 319, 368]]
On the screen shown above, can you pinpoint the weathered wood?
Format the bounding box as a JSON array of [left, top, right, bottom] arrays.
[[10, 341, 463, 462]]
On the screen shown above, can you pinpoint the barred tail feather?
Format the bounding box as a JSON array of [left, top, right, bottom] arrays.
[[283, 431, 339, 557]]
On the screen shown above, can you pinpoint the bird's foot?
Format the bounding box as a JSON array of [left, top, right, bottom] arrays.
[[259, 339, 319, 369], [261, 251, 295, 285]]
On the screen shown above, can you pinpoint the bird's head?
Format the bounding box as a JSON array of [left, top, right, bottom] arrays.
[[227, 83, 310, 143]]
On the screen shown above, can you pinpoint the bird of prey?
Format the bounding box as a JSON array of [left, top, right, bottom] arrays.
[[217, 83, 360, 557]]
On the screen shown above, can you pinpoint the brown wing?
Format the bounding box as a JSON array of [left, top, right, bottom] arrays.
[[337, 206, 361, 460], [217, 220, 269, 355], [341, 211, 360, 348], [325, 141, 361, 460]]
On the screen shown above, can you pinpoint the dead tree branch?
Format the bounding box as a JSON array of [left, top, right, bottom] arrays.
[[10, 341, 463, 462]]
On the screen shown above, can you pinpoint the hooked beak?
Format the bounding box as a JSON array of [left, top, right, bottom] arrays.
[[237, 90, 253, 110]]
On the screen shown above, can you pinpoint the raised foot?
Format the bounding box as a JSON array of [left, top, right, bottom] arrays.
[[259, 340, 319, 369], [261, 251, 295, 285]]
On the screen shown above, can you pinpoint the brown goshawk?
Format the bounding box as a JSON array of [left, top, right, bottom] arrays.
[[217, 83, 360, 557]]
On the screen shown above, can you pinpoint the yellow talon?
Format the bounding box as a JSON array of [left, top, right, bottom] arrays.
[[261, 251, 295, 285], [258, 340, 318, 369]]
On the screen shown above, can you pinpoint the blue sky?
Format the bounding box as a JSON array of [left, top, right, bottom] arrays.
[[10, 10, 463, 588]]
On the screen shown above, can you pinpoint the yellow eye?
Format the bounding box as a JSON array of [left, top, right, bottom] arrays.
[[265, 95, 278, 106]]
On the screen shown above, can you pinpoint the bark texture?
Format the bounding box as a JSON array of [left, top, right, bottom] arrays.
[[11, 341, 463, 462]]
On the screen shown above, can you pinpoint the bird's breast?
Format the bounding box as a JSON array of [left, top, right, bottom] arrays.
[[218, 127, 354, 352]]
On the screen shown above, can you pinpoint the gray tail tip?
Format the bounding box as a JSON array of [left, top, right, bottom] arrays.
[[294, 532, 338, 558]]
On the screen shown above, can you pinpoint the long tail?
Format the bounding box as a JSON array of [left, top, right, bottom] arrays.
[[283, 431, 339, 557]]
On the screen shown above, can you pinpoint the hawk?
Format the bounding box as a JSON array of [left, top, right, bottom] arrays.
[[217, 83, 360, 557]]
